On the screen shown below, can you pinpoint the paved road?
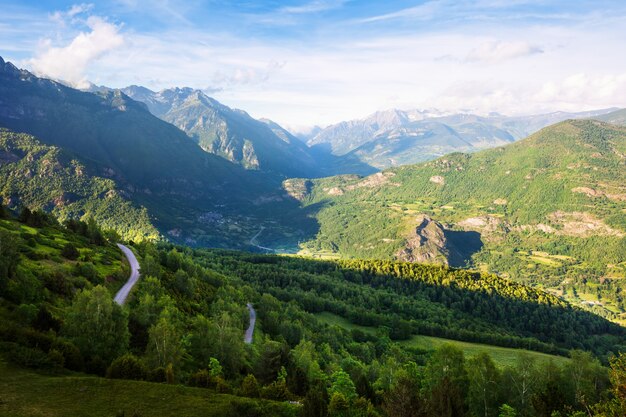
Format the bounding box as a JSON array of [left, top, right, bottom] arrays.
[[113, 244, 141, 305], [249, 227, 275, 252], [244, 303, 256, 344]]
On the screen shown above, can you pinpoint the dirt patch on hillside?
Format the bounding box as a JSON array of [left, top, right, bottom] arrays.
[[429, 175, 445, 185], [548, 211, 624, 237], [571, 186, 626, 202]]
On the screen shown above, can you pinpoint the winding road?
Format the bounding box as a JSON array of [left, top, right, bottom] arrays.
[[244, 303, 256, 344], [114, 244, 141, 305], [114, 242, 254, 341], [249, 227, 275, 252]]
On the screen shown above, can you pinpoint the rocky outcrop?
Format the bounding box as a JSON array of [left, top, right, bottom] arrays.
[[396, 215, 450, 265]]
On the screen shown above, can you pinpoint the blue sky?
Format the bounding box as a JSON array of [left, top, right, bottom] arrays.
[[1, 1, 626, 128]]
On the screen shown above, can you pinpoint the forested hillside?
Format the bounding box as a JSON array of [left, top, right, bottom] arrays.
[[1, 207, 626, 416], [294, 120, 626, 321], [0, 129, 157, 241]]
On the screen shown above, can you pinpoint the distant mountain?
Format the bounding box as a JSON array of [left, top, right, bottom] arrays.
[[593, 108, 626, 125], [121, 86, 374, 177], [0, 56, 314, 248], [308, 108, 618, 168], [295, 119, 626, 318]]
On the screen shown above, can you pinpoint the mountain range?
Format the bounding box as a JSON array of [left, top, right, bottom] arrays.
[[117, 85, 375, 178], [306, 107, 618, 168], [0, 56, 314, 247]]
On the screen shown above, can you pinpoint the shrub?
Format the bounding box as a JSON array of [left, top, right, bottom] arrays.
[[148, 367, 167, 383], [188, 369, 211, 388], [107, 354, 148, 381], [61, 243, 80, 260], [47, 348, 65, 368], [1, 342, 52, 368], [51, 339, 84, 371], [240, 374, 261, 398]]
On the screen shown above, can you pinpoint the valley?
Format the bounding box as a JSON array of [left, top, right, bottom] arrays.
[[1, 0, 626, 415]]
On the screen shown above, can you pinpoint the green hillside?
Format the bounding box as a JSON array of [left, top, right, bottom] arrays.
[[2, 210, 626, 416], [0, 129, 158, 241], [295, 120, 626, 319], [0, 57, 314, 249]]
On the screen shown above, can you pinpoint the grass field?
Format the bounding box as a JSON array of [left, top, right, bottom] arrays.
[[0, 360, 297, 417], [315, 312, 570, 368]]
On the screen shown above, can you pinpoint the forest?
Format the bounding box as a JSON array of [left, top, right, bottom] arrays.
[[0, 205, 625, 416]]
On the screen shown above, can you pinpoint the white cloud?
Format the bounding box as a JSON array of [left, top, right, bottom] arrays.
[[28, 15, 124, 88], [50, 3, 94, 25], [466, 40, 543, 63], [533, 73, 626, 109]]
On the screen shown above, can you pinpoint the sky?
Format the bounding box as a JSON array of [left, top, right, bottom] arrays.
[[1, 1, 626, 130]]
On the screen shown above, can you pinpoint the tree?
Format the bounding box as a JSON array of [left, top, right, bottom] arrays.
[[107, 354, 147, 380], [187, 313, 246, 377], [328, 392, 350, 417], [498, 404, 516, 417], [302, 383, 329, 417], [503, 354, 539, 417], [383, 369, 426, 417], [468, 352, 501, 417], [0, 230, 19, 291], [145, 310, 185, 373], [209, 357, 223, 378], [423, 344, 468, 417], [330, 370, 358, 401], [62, 285, 129, 366], [564, 350, 606, 408], [594, 353, 626, 417]]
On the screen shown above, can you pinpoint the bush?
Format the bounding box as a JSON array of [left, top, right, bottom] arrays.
[[188, 369, 211, 388], [107, 354, 148, 381], [147, 367, 167, 383], [47, 348, 65, 368], [261, 380, 292, 401], [240, 374, 261, 398], [0, 342, 52, 368], [61, 243, 80, 260], [51, 339, 84, 371]]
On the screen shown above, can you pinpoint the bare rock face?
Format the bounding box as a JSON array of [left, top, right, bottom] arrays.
[[396, 215, 450, 265]]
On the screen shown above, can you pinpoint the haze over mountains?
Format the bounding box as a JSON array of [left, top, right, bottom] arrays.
[[0, 56, 315, 247], [100, 81, 618, 175], [306, 107, 619, 168], [118, 85, 376, 178]]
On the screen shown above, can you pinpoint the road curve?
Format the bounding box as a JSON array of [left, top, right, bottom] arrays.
[[244, 303, 256, 344], [249, 227, 275, 252], [114, 244, 141, 305]]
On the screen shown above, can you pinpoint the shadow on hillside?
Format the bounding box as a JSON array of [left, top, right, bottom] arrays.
[[444, 229, 484, 268]]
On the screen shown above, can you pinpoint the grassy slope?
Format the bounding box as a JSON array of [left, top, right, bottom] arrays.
[[315, 312, 570, 368], [0, 360, 296, 417]]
